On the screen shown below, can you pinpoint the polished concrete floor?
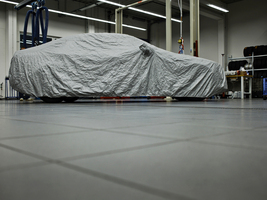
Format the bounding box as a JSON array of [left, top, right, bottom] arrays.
[[0, 98, 267, 200]]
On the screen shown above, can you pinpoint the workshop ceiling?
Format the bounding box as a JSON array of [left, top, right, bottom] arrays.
[[70, 0, 183, 22], [8, 0, 245, 23], [69, 0, 245, 22], [219, 0, 244, 4]]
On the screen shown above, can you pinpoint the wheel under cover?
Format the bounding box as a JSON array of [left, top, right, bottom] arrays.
[[63, 97, 79, 103], [40, 97, 64, 103], [40, 97, 79, 103]]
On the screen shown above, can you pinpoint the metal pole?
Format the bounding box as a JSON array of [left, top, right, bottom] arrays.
[[116, 0, 152, 11], [165, 0, 173, 101], [178, 0, 184, 54], [241, 76, 244, 99], [115, 8, 123, 33], [180, 0, 182, 39], [222, 54, 225, 71], [190, 0, 199, 57], [252, 52, 254, 76], [166, 0, 172, 51], [196, 0, 200, 56], [14, 0, 36, 10], [115, 0, 151, 34], [249, 78, 252, 99], [190, 0, 194, 56]]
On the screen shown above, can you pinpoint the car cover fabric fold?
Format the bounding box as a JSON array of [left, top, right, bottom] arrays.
[[9, 33, 227, 98]]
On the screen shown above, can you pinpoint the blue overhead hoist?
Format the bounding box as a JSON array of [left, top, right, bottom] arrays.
[[14, 0, 49, 100], [15, 0, 49, 49]]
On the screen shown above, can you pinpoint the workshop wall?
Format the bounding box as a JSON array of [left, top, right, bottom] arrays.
[[123, 17, 147, 40], [227, 0, 267, 58], [150, 15, 219, 63], [0, 5, 6, 98], [17, 11, 85, 38], [200, 16, 219, 62]]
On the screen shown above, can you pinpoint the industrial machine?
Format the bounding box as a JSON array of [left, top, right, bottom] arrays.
[[263, 78, 267, 100], [13, 0, 49, 100], [15, 0, 49, 48]]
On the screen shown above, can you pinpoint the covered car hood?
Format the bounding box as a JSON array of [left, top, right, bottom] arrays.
[[9, 33, 227, 98]]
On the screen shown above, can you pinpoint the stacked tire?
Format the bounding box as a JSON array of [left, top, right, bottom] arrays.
[[244, 45, 267, 57], [243, 46, 254, 57], [253, 71, 267, 78], [228, 60, 248, 71], [254, 45, 267, 56], [244, 45, 267, 78], [254, 57, 267, 77], [254, 58, 267, 69]]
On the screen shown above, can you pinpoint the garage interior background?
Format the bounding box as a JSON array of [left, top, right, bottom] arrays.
[[0, 0, 267, 98]]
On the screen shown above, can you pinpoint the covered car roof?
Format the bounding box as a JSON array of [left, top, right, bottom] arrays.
[[9, 33, 227, 98]]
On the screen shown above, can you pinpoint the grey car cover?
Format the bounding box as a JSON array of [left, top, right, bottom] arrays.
[[9, 33, 227, 98]]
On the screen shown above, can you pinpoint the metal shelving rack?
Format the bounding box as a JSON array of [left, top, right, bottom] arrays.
[[227, 53, 267, 99], [5, 77, 19, 99], [228, 53, 267, 76]]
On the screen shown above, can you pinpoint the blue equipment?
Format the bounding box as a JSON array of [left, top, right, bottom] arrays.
[[13, 0, 49, 100], [21, 0, 49, 48], [263, 78, 267, 100], [15, 0, 37, 10]]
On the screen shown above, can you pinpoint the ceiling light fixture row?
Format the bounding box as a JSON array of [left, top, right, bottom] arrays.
[[0, 0, 146, 31], [207, 4, 229, 13], [97, 0, 181, 23], [1, 0, 228, 31]]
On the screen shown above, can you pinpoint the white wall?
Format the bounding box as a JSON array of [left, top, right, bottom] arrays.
[[17, 11, 86, 38], [200, 16, 219, 62], [150, 19, 188, 54], [227, 0, 267, 58], [0, 4, 6, 97], [150, 0, 267, 63], [123, 16, 147, 39], [150, 14, 219, 63]]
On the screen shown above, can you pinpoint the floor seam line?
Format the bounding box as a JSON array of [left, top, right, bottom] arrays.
[[0, 130, 88, 141], [0, 142, 195, 200], [192, 140, 267, 152]]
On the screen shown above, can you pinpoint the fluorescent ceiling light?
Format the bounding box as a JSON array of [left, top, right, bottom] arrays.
[[207, 4, 229, 13], [98, 0, 122, 7], [0, 0, 146, 31], [0, 0, 17, 5], [49, 8, 116, 24], [80, 2, 104, 11], [122, 24, 146, 31], [98, 0, 182, 23]]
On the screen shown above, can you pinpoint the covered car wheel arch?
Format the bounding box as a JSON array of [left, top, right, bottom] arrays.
[[174, 97, 205, 101], [63, 97, 79, 103], [40, 97, 63, 103]]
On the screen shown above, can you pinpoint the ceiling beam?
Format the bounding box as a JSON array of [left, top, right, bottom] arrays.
[[155, 0, 224, 20]]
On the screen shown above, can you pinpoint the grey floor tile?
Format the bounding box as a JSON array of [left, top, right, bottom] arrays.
[[111, 123, 238, 140], [194, 129, 267, 150], [180, 113, 267, 129], [0, 130, 171, 160], [253, 126, 267, 131], [176, 99, 267, 109], [0, 146, 44, 172], [2, 107, 191, 130], [0, 118, 86, 140], [0, 164, 170, 200], [1, 99, 267, 200], [67, 141, 267, 200]]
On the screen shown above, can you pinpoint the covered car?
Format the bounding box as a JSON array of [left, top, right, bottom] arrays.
[[9, 33, 227, 102]]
